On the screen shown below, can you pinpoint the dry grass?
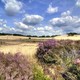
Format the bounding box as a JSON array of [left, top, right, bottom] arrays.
[[0, 35, 80, 78], [0, 35, 80, 60], [54, 35, 80, 40], [0, 43, 37, 57], [0, 35, 28, 40], [1, 35, 80, 40]]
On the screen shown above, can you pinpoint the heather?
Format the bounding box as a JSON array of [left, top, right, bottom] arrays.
[[36, 39, 80, 80], [0, 52, 33, 80], [0, 39, 80, 80], [0, 52, 52, 80]]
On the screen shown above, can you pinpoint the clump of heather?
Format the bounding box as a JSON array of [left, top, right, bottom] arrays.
[[38, 39, 57, 49], [0, 52, 33, 80], [36, 39, 80, 80], [36, 39, 57, 63], [36, 39, 80, 64], [62, 60, 80, 80]]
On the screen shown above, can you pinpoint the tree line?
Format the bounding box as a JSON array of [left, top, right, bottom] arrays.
[[0, 32, 79, 37]]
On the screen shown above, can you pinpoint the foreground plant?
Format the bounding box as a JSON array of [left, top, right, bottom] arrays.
[[36, 39, 80, 80], [33, 65, 52, 80], [0, 52, 33, 80]]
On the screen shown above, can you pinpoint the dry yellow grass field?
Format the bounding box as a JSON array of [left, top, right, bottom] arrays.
[[0, 35, 80, 40], [0, 43, 38, 60], [0, 35, 80, 60], [54, 35, 80, 40], [0, 35, 28, 40], [0, 35, 80, 67]]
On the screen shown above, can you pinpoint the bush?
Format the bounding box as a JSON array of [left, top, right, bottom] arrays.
[[33, 66, 52, 80], [36, 39, 80, 79], [62, 63, 80, 80], [36, 40, 57, 63], [0, 52, 33, 80], [36, 40, 80, 65]]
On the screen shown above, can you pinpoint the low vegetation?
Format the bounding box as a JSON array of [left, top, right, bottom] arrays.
[[36, 40, 80, 80], [0, 52, 33, 80], [0, 36, 80, 80], [0, 52, 52, 80]]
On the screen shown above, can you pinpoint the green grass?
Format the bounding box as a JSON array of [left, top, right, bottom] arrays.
[[33, 66, 52, 80]]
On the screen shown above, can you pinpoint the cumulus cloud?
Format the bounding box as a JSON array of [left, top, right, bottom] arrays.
[[34, 25, 63, 35], [61, 10, 71, 17], [0, 24, 16, 33], [0, 19, 23, 34], [35, 26, 53, 31], [22, 14, 44, 25], [14, 22, 33, 30], [0, 19, 7, 27], [76, 0, 80, 7], [49, 10, 80, 33], [47, 3, 58, 14], [1, 0, 23, 16]]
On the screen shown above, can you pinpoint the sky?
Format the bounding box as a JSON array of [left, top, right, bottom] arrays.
[[0, 0, 80, 36]]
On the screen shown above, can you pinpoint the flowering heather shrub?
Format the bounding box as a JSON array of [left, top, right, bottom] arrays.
[[38, 39, 57, 49], [36, 39, 80, 79], [62, 63, 80, 80], [0, 52, 33, 80], [74, 58, 80, 65], [36, 39, 80, 64], [36, 39, 58, 63]]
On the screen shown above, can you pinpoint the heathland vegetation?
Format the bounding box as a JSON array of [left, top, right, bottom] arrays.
[[0, 34, 80, 80]]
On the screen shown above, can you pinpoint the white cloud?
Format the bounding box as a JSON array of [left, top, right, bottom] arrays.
[[36, 27, 44, 31], [0, 24, 16, 33], [2, 0, 23, 16], [47, 4, 58, 14], [23, 14, 44, 25], [49, 10, 80, 33], [0, 19, 23, 34], [35, 26, 52, 31], [34, 25, 63, 35], [76, 0, 80, 7], [61, 10, 71, 17], [0, 19, 7, 27], [14, 22, 34, 31]]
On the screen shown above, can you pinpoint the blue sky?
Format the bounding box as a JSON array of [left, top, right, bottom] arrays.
[[0, 0, 80, 36]]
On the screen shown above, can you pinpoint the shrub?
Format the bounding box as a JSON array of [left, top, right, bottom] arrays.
[[62, 63, 80, 80], [69, 63, 80, 80], [33, 66, 52, 80], [36, 39, 57, 63], [36, 40, 80, 65], [36, 39, 80, 79], [0, 52, 33, 80]]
